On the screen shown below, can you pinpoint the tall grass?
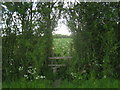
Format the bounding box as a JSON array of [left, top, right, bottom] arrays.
[[3, 78, 119, 88], [3, 79, 53, 88], [59, 78, 119, 88]]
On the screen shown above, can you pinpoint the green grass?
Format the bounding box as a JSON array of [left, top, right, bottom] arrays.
[[79, 78, 119, 88], [59, 78, 119, 88], [3, 79, 53, 88], [3, 78, 119, 88]]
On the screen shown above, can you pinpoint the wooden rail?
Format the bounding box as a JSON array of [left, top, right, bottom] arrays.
[[48, 56, 72, 60], [48, 64, 66, 67]]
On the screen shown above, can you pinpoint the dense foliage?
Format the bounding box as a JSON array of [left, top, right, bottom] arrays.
[[66, 2, 120, 79], [2, 2, 63, 81], [1, 1, 120, 88]]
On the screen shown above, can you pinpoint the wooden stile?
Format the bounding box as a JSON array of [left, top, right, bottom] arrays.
[[48, 64, 66, 67], [48, 56, 72, 60]]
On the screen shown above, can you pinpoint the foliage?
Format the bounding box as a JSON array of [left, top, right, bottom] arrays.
[[66, 2, 120, 79], [2, 2, 63, 81], [3, 79, 53, 88], [1, 1, 120, 88], [59, 78, 119, 88]]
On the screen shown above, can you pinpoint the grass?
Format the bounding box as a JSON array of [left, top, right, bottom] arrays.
[[3, 79, 53, 88], [79, 78, 119, 88], [3, 78, 119, 88], [59, 78, 119, 88]]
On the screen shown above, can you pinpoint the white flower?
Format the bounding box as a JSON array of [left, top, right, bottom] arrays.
[[24, 75, 27, 77], [27, 69, 31, 73], [43, 76, 45, 78], [71, 72, 74, 76], [74, 76, 77, 78], [104, 75, 106, 78], [10, 63, 12, 65], [19, 67, 23, 71], [35, 76, 40, 79], [28, 66, 32, 68], [40, 75, 45, 79]]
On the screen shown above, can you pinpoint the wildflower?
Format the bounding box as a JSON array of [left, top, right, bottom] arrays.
[[19, 67, 23, 71], [40, 75, 45, 79], [104, 75, 106, 78], [10, 63, 12, 65], [24, 75, 28, 78], [35, 76, 40, 79], [28, 66, 32, 68]]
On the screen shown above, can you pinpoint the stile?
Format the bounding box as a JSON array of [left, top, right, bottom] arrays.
[[48, 64, 66, 67], [48, 56, 72, 60], [48, 56, 72, 73]]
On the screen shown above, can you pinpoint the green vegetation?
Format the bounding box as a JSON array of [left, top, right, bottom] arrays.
[[2, 38, 119, 88], [60, 78, 119, 88], [3, 79, 53, 88], [3, 78, 119, 88], [53, 38, 73, 56], [53, 34, 72, 38], [1, 1, 120, 88]]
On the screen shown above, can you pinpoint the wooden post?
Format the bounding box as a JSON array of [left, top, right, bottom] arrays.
[[48, 56, 72, 73], [52, 67, 57, 73]]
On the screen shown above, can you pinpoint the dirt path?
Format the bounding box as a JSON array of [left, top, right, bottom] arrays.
[[53, 78, 61, 88]]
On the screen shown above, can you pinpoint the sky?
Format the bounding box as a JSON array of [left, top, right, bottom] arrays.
[[53, 23, 71, 36], [53, 18, 71, 36]]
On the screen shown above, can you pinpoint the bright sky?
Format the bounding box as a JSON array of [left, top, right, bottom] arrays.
[[53, 19, 71, 36]]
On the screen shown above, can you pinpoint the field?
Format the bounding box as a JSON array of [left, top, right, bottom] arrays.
[[2, 38, 119, 88], [52, 38, 73, 56]]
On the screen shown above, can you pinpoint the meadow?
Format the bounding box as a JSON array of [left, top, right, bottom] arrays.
[[52, 38, 73, 56], [3, 38, 119, 88]]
